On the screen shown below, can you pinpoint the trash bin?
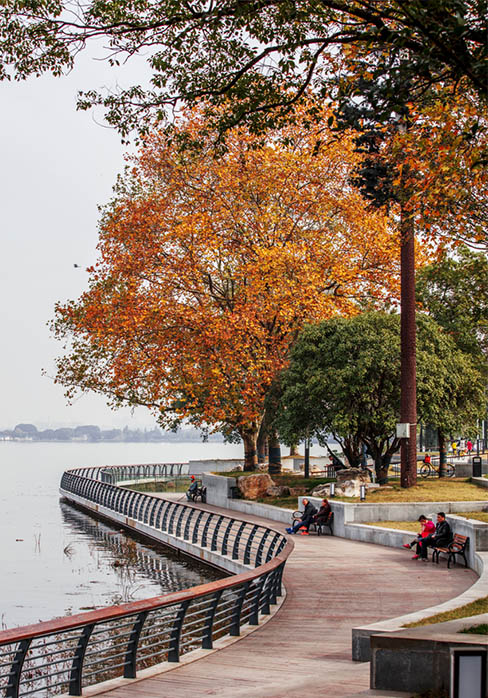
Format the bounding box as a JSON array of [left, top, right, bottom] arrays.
[[472, 456, 482, 478]]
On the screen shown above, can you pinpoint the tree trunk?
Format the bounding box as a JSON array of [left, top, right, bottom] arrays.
[[268, 428, 282, 475], [242, 431, 258, 471], [257, 425, 267, 464], [289, 443, 300, 456], [438, 428, 447, 478], [400, 196, 418, 488]]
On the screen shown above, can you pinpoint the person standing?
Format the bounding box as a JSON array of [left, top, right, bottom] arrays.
[[467, 439, 473, 454]]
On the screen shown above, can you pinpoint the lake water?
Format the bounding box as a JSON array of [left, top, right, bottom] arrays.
[[0, 441, 244, 629]]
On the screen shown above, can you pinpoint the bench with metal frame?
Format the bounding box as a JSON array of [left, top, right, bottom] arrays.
[[189, 481, 207, 503], [432, 533, 469, 568], [292, 510, 334, 536]]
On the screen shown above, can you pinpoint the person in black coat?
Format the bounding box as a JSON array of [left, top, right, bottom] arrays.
[[286, 498, 317, 535], [313, 499, 331, 525], [419, 512, 453, 560]]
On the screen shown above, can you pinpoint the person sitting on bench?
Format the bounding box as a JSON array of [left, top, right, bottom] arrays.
[[286, 498, 317, 535], [186, 476, 199, 501], [402, 515, 435, 559], [419, 512, 452, 561], [313, 499, 331, 527]]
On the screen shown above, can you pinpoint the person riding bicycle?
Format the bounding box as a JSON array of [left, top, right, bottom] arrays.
[[423, 453, 431, 466]]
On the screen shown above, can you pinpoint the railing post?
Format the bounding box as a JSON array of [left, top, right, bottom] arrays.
[[232, 521, 247, 560], [183, 508, 196, 540], [69, 623, 95, 696], [175, 507, 187, 538], [211, 516, 224, 551], [244, 525, 259, 565], [6, 639, 31, 698], [192, 510, 205, 544], [124, 611, 149, 678], [265, 533, 280, 562], [221, 518, 235, 556], [168, 504, 180, 535], [168, 601, 190, 662], [255, 529, 271, 567], [260, 573, 273, 615], [249, 574, 267, 625], [201, 513, 214, 548], [161, 502, 174, 531], [229, 582, 250, 636], [201, 590, 223, 649]]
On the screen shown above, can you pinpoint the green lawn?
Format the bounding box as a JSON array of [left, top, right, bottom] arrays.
[[404, 596, 488, 627], [346, 478, 488, 503], [461, 624, 488, 635]]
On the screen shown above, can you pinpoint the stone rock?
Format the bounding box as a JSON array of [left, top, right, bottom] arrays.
[[336, 468, 370, 486], [288, 486, 308, 496], [237, 474, 274, 500], [311, 484, 331, 498], [265, 485, 290, 497]]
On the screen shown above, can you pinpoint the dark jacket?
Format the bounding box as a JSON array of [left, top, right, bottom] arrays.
[[314, 503, 331, 523], [302, 501, 317, 521], [433, 519, 452, 545]]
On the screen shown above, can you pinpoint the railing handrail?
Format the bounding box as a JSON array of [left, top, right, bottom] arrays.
[[0, 550, 290, 646]]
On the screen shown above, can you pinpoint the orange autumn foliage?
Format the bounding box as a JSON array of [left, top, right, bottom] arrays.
[[53, 105, 400, 468]]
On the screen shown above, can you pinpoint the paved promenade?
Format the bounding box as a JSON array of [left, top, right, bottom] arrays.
[[105, 500, 476, 698]]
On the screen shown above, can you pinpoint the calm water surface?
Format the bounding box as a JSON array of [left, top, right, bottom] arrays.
[[0, 441, 242, 629]]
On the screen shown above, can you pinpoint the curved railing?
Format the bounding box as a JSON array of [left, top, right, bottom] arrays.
[[0, 466, 292, 698]]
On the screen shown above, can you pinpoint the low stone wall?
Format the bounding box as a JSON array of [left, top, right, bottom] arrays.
[[473, 476, 488, 489], [189, 459, 243, 475], [370, 613, 488, 694]]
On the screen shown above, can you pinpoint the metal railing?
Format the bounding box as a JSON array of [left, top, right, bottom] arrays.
[[0, 466, 292, 698]]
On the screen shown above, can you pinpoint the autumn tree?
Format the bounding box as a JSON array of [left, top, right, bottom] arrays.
[[52, 107, 400, 470]]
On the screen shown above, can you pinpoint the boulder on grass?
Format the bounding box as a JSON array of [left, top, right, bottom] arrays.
[[288, 486, 308, 496], [265, 485, 290, 497], [238, 474, 274, 500], [336, 468, 369, 487]]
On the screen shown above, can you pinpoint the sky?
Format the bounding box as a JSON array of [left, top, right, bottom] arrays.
[[0, 49, 155, 430]]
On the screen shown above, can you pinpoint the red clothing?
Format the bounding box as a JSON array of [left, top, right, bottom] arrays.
[[421, 520, 435, 537]]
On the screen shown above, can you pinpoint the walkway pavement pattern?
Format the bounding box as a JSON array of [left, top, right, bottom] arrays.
[[105, 500, 476, 697]]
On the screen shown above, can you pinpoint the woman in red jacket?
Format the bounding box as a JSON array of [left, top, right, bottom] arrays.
[[402, 515, 436, 559]]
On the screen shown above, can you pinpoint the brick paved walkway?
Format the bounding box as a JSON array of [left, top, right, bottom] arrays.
[[102, 501, 476, 698]]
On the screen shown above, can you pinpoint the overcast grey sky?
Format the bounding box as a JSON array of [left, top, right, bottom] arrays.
[[0, 51, 155, 430]]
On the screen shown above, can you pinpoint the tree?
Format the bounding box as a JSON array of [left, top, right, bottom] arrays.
[[417, 245, 488, 359], [52, 108, 400, 470], [0, 1, 485, 137], [275, 312, 485, 483]]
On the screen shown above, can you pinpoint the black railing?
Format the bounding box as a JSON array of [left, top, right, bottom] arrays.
[[0, 466, 292, 698]]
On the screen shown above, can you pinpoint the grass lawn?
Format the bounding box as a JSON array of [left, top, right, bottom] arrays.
[[365, 520, 420, 532], [345, 478, 488, 503], [461, 623, 488, 635], [404, 596, 488, 628]]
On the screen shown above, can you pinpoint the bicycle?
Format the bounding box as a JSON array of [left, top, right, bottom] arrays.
[[419, 460, 455, 478]]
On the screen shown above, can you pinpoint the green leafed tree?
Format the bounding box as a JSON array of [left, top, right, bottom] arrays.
[[416, 245, 488, 360], [0, 1, 486, 137], [275, 312, 485, 483]]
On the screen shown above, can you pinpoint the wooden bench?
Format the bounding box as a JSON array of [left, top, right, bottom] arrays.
[[432, 533, 469, 568], [292, 510, 334, 536]]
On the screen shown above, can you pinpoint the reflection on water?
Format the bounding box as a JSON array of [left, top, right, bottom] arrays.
[[59, 502, 224, 606]]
